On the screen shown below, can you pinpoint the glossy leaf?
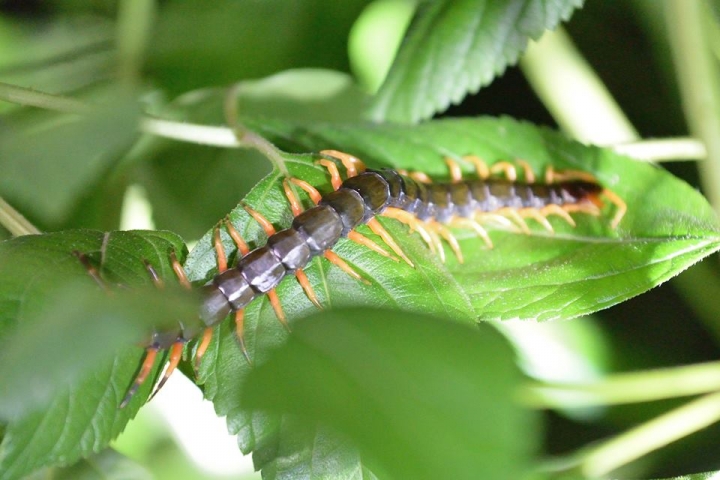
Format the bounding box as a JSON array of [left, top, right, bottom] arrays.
[[0, 230, 195, 480], [368, 0, 584, 123], [240, 309, 538, 479], [244, 116, 720, 320], [185, 116, 719, 477], [0, 90, 141, 225]]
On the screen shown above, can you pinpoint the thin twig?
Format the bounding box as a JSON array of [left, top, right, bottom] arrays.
[[0, 196, 40, 236], [579, 390, 720, 477], [0, 82, 90, 114], [519, 360, 720, 408]]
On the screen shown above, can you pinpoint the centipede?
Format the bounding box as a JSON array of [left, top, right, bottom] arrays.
[[78, 149, 626, 407]]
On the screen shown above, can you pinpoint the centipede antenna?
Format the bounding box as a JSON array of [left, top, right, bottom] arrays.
[[120, 347, 159, 408]]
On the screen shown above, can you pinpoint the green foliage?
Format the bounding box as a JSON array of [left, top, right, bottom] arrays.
[[369, 0, 584, 122], [0, 1, 719, 480]]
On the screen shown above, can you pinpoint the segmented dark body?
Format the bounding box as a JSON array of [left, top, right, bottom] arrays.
[[196, 169, 602, 333]]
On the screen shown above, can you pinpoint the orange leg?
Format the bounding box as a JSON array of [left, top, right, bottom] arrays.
[[428, 221, 464, 263], [490, 161, 518, 181], [409, 171, 433, 183], [73, 251, 109, 291], [120, 347, 158, 408], [464, 155, 490, 179], [316, 159, 343, 190], [324, 250, 370, 285], [450, 217, 494, 249], [285, 176, 397, 262], [520, 208, 555, 233], [540, 204, 576, 227], [148, 341, 185, 401], [320, 149, 365, 177], [444, 158, 463, 183], [367, 215, 415, 267], [515, 160, 536, 183], [496, 207, 531, 234]]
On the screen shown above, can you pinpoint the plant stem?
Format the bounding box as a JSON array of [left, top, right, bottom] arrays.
[[520, 28, 639, 145], [0, 82, 90, 114], [612, 137, 706, 162], [666, 0, 720, 215], [520, 360, 720, 408], [0, 196, 40, 236], [116, 0, 156, 84], [578, 390, 720, 477]]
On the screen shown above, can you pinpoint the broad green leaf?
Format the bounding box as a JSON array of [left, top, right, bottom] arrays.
[[184, 116, 718, 477], [240, 309, 539, 479], [136, 69, 367, 240], [243, 116, 720, 320], [0, 15, 114, 113], [147, 1, 370, 95], [0, 230, 196, 480], [183, 151, 475, 478], [368, 0, 584, 123], [651, 473, 720, 480], [38, 449, 153, 480], [0, 90, 140, 226]]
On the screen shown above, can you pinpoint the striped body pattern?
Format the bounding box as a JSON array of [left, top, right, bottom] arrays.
[[104, 150, 626, 406]]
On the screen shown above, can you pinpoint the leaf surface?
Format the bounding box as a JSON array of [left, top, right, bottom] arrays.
[[0, 230, 194, 480], [368, 0, 584, 122], [184, 116, 719, 478], [240, 309, 538, 479]]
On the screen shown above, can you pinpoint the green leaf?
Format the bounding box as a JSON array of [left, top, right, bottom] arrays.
[[137, 69, 367, 240], [184, 116, 719, 477], [0, 90, 141, 226], [0, 230, 196, 480], [42, 449, 153, 480], [368, 0, 584, 123], [243, 116, 720, 320], [240, 308, 539, 479], [147, 1, 370, 95], [183, 151, 475, 478]]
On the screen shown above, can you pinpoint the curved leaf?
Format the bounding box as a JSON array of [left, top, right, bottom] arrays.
[[368, 0, 584, 123], [185, 116, 719, 477], [240, 309, 538, 480], [0, 230, 194, 480]]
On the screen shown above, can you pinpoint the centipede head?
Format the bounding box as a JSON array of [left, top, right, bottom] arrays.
[[561, 180, 605, 209]]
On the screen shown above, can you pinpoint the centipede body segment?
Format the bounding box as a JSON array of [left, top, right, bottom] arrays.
[[77, 150, 626, 407]]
